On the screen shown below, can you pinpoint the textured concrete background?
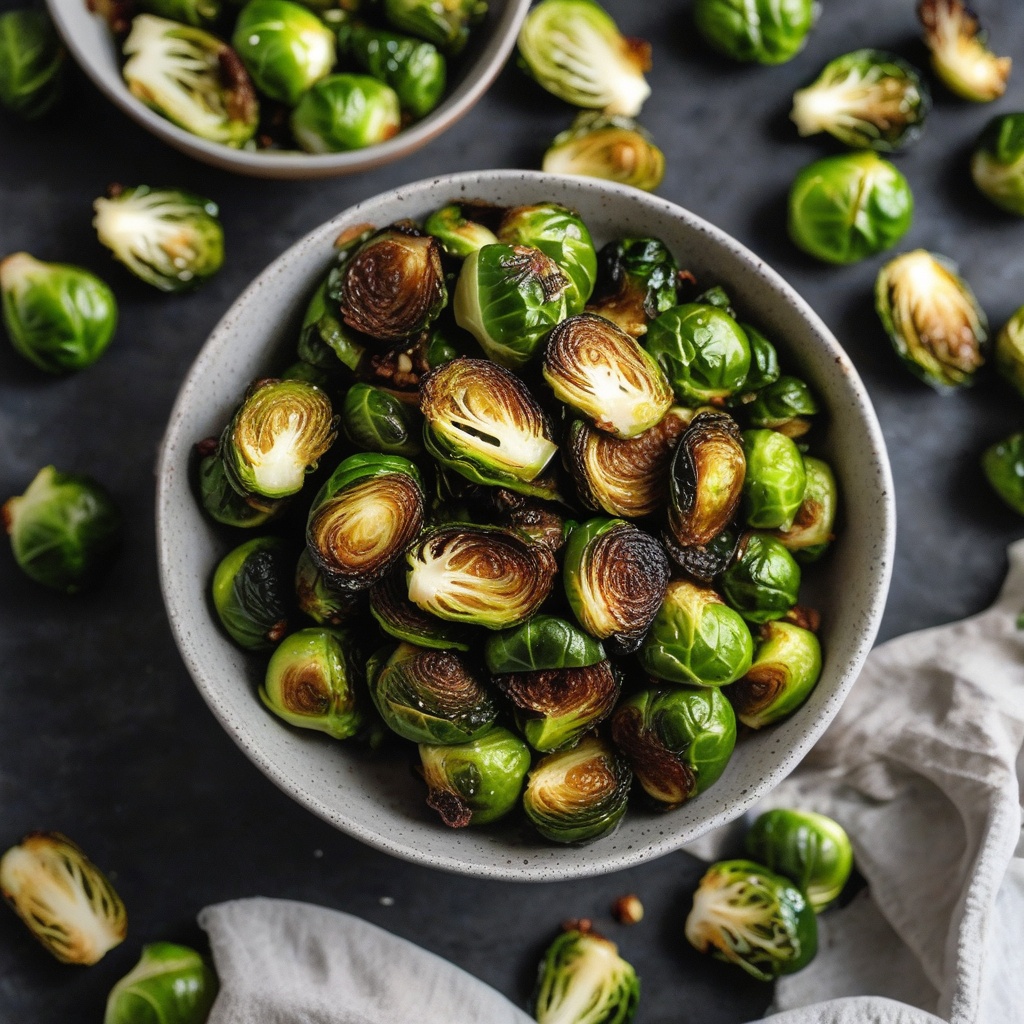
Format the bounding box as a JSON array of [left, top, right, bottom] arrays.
[[1, 0, 1022, 1020]]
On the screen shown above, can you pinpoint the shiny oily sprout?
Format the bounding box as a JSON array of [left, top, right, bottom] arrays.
[[918, 0, 1010, 103]]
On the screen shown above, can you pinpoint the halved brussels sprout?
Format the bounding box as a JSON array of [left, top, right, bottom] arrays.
[[694, 0, 816, 65], [771, 456, 837, 560], [875, 249, 987, 390], [746, 809, 853, 913], [996, 304, 1024, 397], [291, 73, 401, 152], [791, 49, 930, 152], [662, 526, 738, 584], [685, 859, 817, 981], [788, 152, 913, 265], [406, 524, 558, 630], [741, 429, 806, 531], [423, 203, 498, 258], [381, 0, 484, 55], [369, 564, 473, 650], [105, 942, 217, 1024], [517, 0, 651, 116], [212, 536, 294, 649], [611, 686, 737, 806], [983, 433, 1024, 515], [563, 517, 670, 655], [588, 236, 679, 339], [342, 382, 422, 457], [1, 253, 117, 373], [971, 114, 1024, 216], [745, 376, 817, 437], [139, 0, 219, 27], [918, 0, 1010, 103], [122, 15, 259, 147], [419, 726, 531, 827], [721, 533, 802, 624], [485, 613, 605, 674], [295, 547, 359, 626], [0, 832, 126, 965], [198, 453, 285, 528], [524, 738, 632, 844], [0, 10, 64, 120], [738, 324, 780, 394]]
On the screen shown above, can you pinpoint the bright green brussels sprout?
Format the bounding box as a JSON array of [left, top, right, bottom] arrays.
[[720, 533, 802, 624], [381, 0, 484, 55], [212, 536, 294, 649], [122, 15, 259, 147], [298, 267, 367, 374], [517, 0, 651, 116], [291, 73, 401, 152], [746, 809, 853, 913], [741, 429, 806, 531], [0, 10, 64, 120], [523, 738, 632, 845], [532, 929, 639, 1024], [424, 203, 498, 258], [971, 114, 1024, 216], [662, 525, 738, 585], [638, 579, 753, 687], [295, 547, 359, 625], [771, 456, 837, 560], [92, 185, 224, 293], [139, 0, 220, 27], [728, 620, 822, 728], [644, 303, 752, 406], [588, 236, 679, 339], [745, 376, 817, 437], [875, 249, 987, 390], [3, 466, 122, 594], [261, 626, 368, 739], [694, 0, 816, 65], [197, 452, 285, 529], [996, 305, 1024, 398], [791, 49, 930, 153], [685, 859, 817, 981], [105, 942, 217, 1024], [419, 726, 531, 827], [918, 0, 1010, 103], [611, 686, 737, 806], [563, 517, 670, 655], [983, 433, 1024, 516], [738, 324, 780, 394], [342, 382, 422, 457], [369, 564, 473, 649], [788, 152, 913, 265], [485, 614, 605, 675], [1, 253, 117, 373]]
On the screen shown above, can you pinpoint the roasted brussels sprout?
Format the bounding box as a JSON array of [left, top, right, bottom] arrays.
[[971, 114, 1024, 216], [291, 73, 401, 152], [875, 249, 987, 390], [728, 620, 822, 728], [369, 564, 474, 650], [419, 726, 531, 827], [381, 0, 484, 55], [662, 525, 738, 584], [487, 490, 566, 553], [746, 809, 853, 913], [122, 15, 259, 147], [198, 453, 285, 528], [788, 152, 913, 265], [721, 533, 801, 624], [105, 942, 218, 1024], [424, 203, 498, 258], [612, 686, 737, 806], [1, 253, 117, 373], [694, 0, 816, 65], [139, 0, 220, 27], [212, 536, 294, 649], [485, 613, 605, 674], [685, 859, 817, 981], [342, 382, 422, 457], [298, 270, 367, 373], [3, 466, 122, 594], [745, 376, 817, 437], [918, 0, 1010, 103], [0, 832, 126, 965], [0, 10, 64, 120], [996, 305, 1024, 397], [738, 324, 780, 394], [771, 456, 837, 560], [295, 547, 359, 625], [741, 429, 806, 531], [563, 517, 670, 655], [588, 236, 679, 339], [983, 433, 1024, 515], [517, 0, 651, 116], [790, 49, 930, 153]]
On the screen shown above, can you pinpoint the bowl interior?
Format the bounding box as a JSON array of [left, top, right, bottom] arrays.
[[157, 170, 894, 880]]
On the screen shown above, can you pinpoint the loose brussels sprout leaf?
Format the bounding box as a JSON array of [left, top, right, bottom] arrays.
[[261, 626, 368, 738], [918, 0, 1010, 103], [342, 382, 423, 457], [424, 204, 498, 258], [971, 114, 1024, 216], [588, 236, 679, 338], [788, 152, 913, 265], [638, 579, 753, 687], [771, 456, 837, 559], [382, 0, 484, 55], [563, 517, 670, 655], [517, 0, 651, 116], [406, 524, 557, 630], [105, 942, 217, 1024], [419, 726, 531, 827], [295, 547, 360, 626], [533, 929, 640, 1024], [694, 0, 816, 65], [139, 0, 220, 27], [611, 686, 737, 806], [0, 10, 64, 120], [738, 323, 781, 394], [122, 15, 259, 147], [685, 859, 817, 981], [983, 433, 1024, 516], [746, 809, 853, 913], [291, 73, 401, 152], [0, 832, 126, 965], [791, 49, 930, 152], [198, 453, 285, 528], [1, 253, 117, 373], [875, 249, 987, 390], [745, 376, 817, 437], [485, 613, 605, 675], [93, 185, 224, 293], [3, 466, 122, 594], [721, 533, 802, 624], [996, 305, 1024, 398], [741, 429, 806, 531], [728, 620, 822, 728], [369, 565, 474, 650], [212, 536, 295, 649], [524, 738, 632, 845], [298, 268, 367, 374], [662, 526, 738, 584]]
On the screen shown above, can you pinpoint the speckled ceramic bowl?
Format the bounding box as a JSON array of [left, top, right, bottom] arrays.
[[44, 0, 530, 179], [156, 170, 895, 880]]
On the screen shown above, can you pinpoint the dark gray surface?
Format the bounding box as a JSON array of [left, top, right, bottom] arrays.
[[1, 0, 1022, 1020]]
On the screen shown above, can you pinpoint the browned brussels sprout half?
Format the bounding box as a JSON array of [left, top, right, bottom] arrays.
[[369, 565, 474, 650], [918, 0, 1010, 103], [212, 536, 295, 650], [587, 236, 679, 338], [295, 548, 360, 626]]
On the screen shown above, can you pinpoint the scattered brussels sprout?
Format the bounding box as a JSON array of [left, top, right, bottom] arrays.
[[983, 433, 1024, 515], [291, 73, 401, 152], [197, 453, 284, 529], [485, 614, 605, 675], [745, 376, 817, 437], [419, 726, 531, 827], [771, 457, 837, 560], [342, 382, 422, 457], [139, 0, 220, 27], [295, 547, 359, 626], [694, 0, 816, 65], [1, 253, 117, 373], [0, 832, 126, 965], [424, 203, 498, 258], [588, 236, 679, 339], [875, 249, 988, 390], [721, 532, 802, 624], [104, 942, 217, 1024], [122, 15, 260, 147], [0, 10, 64, 120], [996, 305, 1024, 398], [746, 809, 853, 913], [685, 859, 817, 981], [92, 185, 224, 293], [3, 466, 122, 594], [788, 152, 913, 265], [381, 0, 484, 55], [662, 525, 738, 585], [212, 536, 294, 649], [918, 0, 1010, 103], [738, 324, 780, 394], [742, 429, 806, 531], [790, 49, 930, 153], [517, 0, 651, 116], [611, 686, 737, 806], [971, 113, 1024, 216]]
